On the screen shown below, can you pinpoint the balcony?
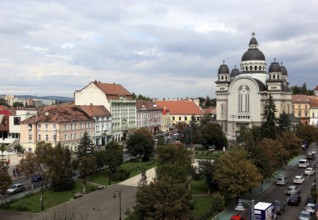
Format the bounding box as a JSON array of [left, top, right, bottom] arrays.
[[230, 113, 252, 122]]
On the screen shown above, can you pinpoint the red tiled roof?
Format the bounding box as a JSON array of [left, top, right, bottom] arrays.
[[21, 104, 93, 124], [136, 101, 162, 111], [155, 100, 204, 115], [77, 105, 111, 117], [93, 81, 132, 99], [292, 95, 310, 103], [0, 106, 14, 116], [309, 96, 318, 107], [202, 107, 216, 114]]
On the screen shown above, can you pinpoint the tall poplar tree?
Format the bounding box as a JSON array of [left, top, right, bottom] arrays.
[[261, 95, 277, 139]]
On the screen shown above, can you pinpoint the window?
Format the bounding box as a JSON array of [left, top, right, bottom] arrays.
[[185, 116, 187, 121], [172, 116, 175, 121], [45, 124, 48, 131], [238, 85, 250, 112], [38, 134, 41, 141], [28, 134, 32, 142], [179, 116, 181, 120], [64, 124, 67, 131], [53, 124, 56, 130], [64, 134, 67, 141], [14, 117, 21, 125], [53, 134, 56, 142], [45, 135, 48, 141]]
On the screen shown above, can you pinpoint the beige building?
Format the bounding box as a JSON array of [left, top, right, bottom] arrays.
[[74, 81, 137, 142], [136, 101, 162, 134], [292, 95, 310, 125], [20, 104, 95, 152]]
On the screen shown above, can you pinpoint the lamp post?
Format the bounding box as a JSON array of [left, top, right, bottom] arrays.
[[113, 190, 122, 220], [235, 199, 255, 220]]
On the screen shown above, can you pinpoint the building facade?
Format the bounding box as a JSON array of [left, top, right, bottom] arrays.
[[215, 34, 292, 139], [20, 105, 95, 152], [74, 81, 137, 142], [136, 101, 162, 134], [292, 95, 311, 125]]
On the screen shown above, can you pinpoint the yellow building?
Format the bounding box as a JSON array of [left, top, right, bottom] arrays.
[[292, 95, 310, 125]]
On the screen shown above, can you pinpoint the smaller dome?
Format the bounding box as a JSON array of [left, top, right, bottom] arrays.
[[268, 59, 281, 73], [249, 37, 258, 45], [218, 63, 229, 74], [281, 64, 288, 75], [230, 66, 240, 77]]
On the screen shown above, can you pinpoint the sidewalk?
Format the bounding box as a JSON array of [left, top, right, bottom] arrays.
[[212, 154, 306, 220]]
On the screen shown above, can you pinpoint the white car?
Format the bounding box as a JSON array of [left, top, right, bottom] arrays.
[[304, 203, 315, 215], [293, 175, 305, 184], [311, 149, 317, 155], [304, 167, 315, 176]]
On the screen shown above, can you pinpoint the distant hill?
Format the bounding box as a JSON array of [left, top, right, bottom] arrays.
[[0, 95, 74, 102]]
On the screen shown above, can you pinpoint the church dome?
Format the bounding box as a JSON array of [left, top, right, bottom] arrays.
[[230, 66, 240, 77], [281, 64, 288, 75], [218, 63, 229, 74], [268, 59, 281, 72], [241, 49, 265, 61], [241, 35, 265, 61]]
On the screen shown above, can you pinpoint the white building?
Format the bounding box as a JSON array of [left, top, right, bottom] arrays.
[[215, 34, 292, 139], [74, 81, 137, 142]]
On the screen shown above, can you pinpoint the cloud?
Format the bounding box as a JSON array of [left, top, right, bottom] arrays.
[[0, 0, 318, 98]]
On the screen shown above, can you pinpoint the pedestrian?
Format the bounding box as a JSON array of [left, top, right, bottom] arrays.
[[13, 169, 16, 178]]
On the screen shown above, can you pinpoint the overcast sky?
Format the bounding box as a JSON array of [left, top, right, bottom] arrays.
[[0, 0, 317, 99]]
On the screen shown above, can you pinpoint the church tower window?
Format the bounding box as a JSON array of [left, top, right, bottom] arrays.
[[238, 85, 250, 112]]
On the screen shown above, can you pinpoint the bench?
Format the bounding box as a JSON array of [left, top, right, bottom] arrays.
[[96, 185, 105, 190], [73, 192, 82, 199]]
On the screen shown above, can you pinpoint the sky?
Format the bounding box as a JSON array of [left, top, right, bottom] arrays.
[[1, 0, 318, 99]]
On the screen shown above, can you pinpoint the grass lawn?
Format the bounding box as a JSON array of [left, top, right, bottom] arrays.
[[3, 180, 95, 213], [192, 196, 213, 220], [88, 160, 156, 185], [191, 179, 208, 195], [195, 150, 223, 160]]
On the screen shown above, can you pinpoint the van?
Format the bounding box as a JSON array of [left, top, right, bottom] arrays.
[[298, 159, 309, 168], [275, 176, 288, 186]]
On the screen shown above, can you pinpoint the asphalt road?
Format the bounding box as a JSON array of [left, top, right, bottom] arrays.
[[257, 157, 316, 220]]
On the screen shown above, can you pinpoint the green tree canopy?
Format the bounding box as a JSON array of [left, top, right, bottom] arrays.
[[128, 176, 193, 220], [103, 142, 123, 184], [277, 131, 302, 157], [213, 148, 262, 199], [261, 95, 277, 139], [295, 124, 318, 144], [126, 128, 155, 162], [193, 123, 228, 150], [277, 112, 291, 134], [156, 144, 193, 183], [0, 160, 12, 195], [75, 131, 94, 160]]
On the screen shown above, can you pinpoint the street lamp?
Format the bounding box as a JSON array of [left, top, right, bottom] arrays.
[[235, 199, 255, 220], [113, 190, 122, 220]]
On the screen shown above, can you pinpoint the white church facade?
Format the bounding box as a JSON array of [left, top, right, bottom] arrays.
[[215, 34, 292, 140]]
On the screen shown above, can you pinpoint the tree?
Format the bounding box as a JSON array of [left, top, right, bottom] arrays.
[[104, 142, 123, 185], [236, 125, 262, 147], [127, 176, 193, 220], [193, 123, 228, 150], [261, 95, 277, 139], [205, 96, 212, 107], [277, 131, 302, 157], [75, 131, 94, 160], [0, 145, 6, 158], [213, 148, 262, 199], [78, 155, 97, 178], [0, 98, 9, 107], [196, 159, 217, 194], [0, 160, 11, 195], [126, 128, 155, 162], [50, 143, 75, 191], [14, 144, 25, 155], [156, 144, 193, 184], [17, 152, 40, 191], [277, 112, 291, 134], [295, 124, 318, 144], [12, 102, 24, 108]]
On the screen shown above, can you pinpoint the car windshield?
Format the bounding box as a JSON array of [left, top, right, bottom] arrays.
[[300, 212, 310, 217]]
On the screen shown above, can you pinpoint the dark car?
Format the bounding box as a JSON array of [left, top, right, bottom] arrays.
[[307, 152, 315, 160], [31, 174, 43, 182], [287, 194, 301, 206], [272, 200, 286, 215]]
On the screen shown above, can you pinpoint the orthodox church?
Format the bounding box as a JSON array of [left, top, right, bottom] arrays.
[[215, 33, 292, 140]]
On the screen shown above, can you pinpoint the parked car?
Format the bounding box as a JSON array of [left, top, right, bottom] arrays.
[[285, 185, 301, 195], [298, 159, 309, 168], [311, 149, 317, 155], [275, 175, 288, 186], [31, 173, 43, 182], [272, 200, 286, 215], [6, 183, 25, 194], [299, 210, 311, 220], [306, 195, 316, 204], [230, 215, 246, 220], [306, 152, 315, 160], [304, 203, 315, 215], [293, 175, 305, 184], [304, 167, 315, 176], [287, 194, 302, 206]]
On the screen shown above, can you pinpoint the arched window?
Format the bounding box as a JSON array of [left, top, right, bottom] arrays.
[[273, 74, 276, 79], [259, 66, 262, 70], [255, 66, 257, 70], [250, 66, 252, 71], [278, 75, 280, 79], [245, 66, 248, 71], [238, 85, 250, 112], [221, 76, 224, 80]]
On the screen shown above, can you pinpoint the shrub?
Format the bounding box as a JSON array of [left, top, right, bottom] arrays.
[[52, 176, 75, 192], [15, 203, 30, 211], [111, 169, 130, 181], [211, 192, 225, 212]]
